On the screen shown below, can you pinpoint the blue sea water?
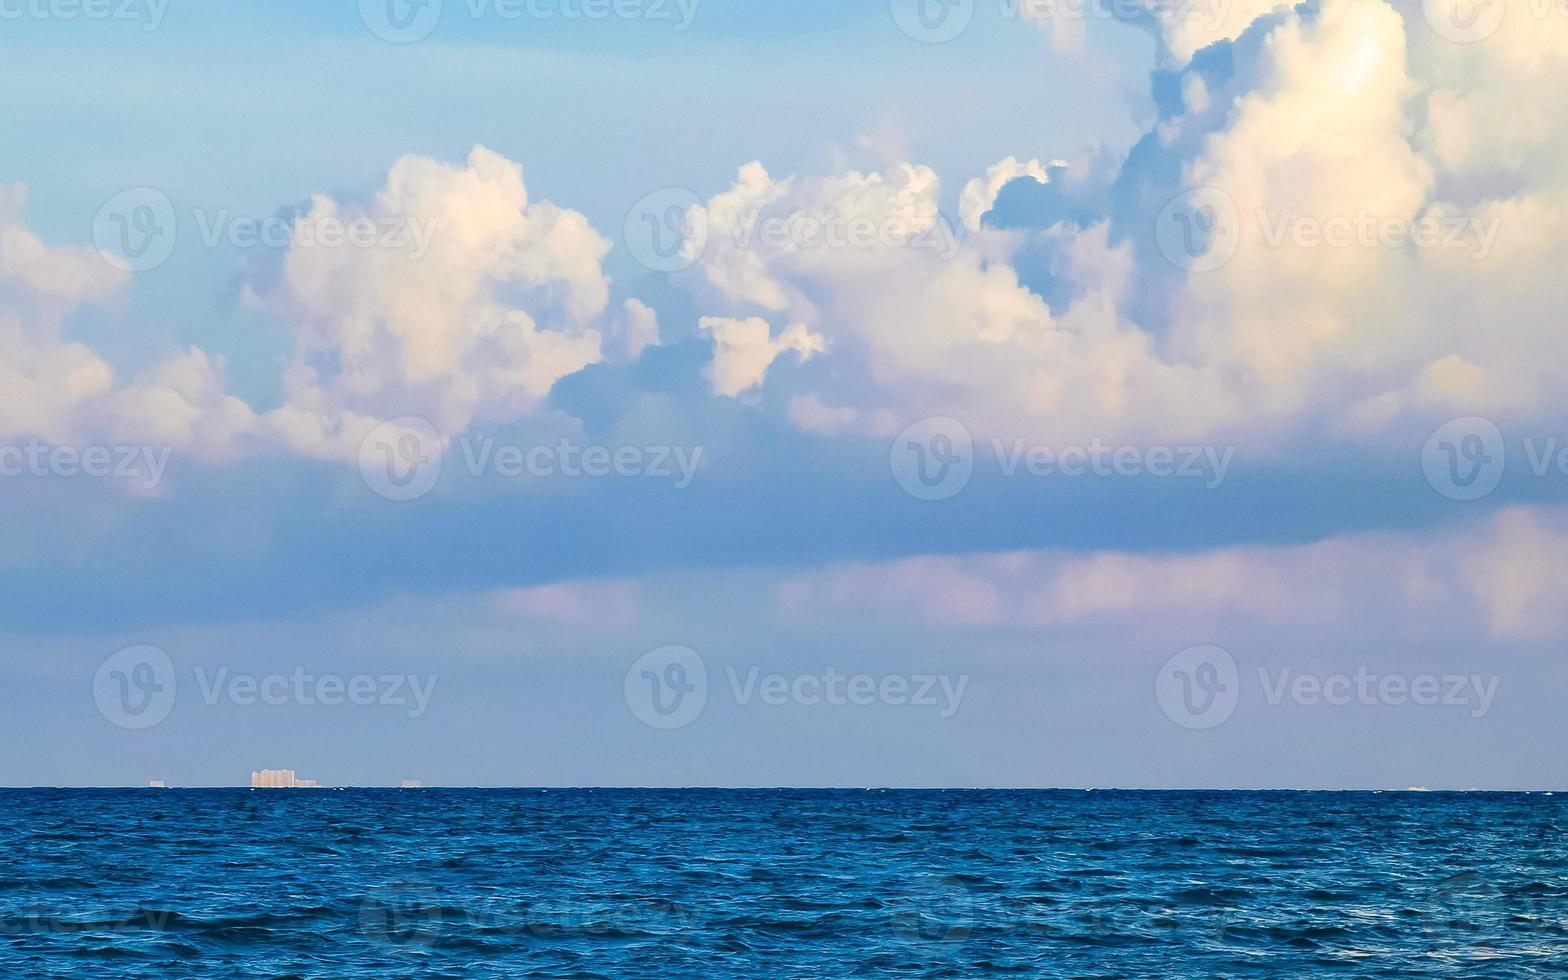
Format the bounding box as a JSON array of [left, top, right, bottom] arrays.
[[1, 789, 1565, 977]]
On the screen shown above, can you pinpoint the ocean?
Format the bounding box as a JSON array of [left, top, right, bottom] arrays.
[[2, 789, 1563, 977]]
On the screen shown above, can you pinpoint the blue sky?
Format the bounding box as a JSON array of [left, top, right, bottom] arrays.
[[2, 0, 1566, 787]]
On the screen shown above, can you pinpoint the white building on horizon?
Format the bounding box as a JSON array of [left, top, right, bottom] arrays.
[[251, 768, 319, 789]]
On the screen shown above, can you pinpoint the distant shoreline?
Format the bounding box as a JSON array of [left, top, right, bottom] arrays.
[[0, 786, 1561, 794]]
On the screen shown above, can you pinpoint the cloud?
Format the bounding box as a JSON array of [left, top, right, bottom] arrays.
[[0, 184, 124, 445], [489, 580, 639, 630], [255, 146, 650, 460], [959, 156, 1058, 232], [652, 0, 1568, 456], [0, 184, 257, 455], [779, 554, 1010, 627], [774, 506, 1568, 639], [679, 156, 1237, 445], [699, 315, 825, 397], [8, 0, 1568, 505], [779, 546, 1325, 629], [1459, 507, 1568, 638], [4, 146, 671, 471], [1143, 0, 1294, 64]]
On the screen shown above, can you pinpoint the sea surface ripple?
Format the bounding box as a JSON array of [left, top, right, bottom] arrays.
[[2, 789, 1565, 977]]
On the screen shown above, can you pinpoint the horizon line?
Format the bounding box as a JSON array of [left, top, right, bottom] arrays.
[[2, 785, 1562, 793]]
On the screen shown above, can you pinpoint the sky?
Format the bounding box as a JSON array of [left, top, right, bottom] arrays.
[[1, 0, 1566, 788]]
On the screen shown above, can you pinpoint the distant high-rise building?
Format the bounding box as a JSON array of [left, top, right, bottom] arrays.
[[251, 769, 319, 788]]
